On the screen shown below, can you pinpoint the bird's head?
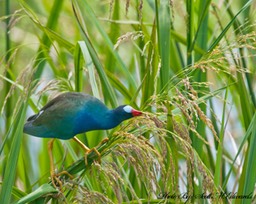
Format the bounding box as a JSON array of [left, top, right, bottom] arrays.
[[123, 105, 143, 117], [113, 105, 142, 122]]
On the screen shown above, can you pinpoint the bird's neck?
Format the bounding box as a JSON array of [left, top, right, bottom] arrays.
[[102, 109, 121, 130]]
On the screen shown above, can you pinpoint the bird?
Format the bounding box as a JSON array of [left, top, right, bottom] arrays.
[[23, 92, 142, 188]]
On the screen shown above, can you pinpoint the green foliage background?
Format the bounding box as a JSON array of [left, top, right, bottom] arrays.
[[0, 0, 256, 203]]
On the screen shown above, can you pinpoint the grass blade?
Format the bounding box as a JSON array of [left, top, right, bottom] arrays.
[[72, 0, 136, 91], [208, 0, 252, 52], [155, 0, 171, 88], [72, 4, 118, 106], [241, 113, 256, 204], [0, 101, 27, 204], [76, 41, 100, 98], [74, 42, 84, 92], [15, 184, 57, 204], [20, 0, 64, 80]]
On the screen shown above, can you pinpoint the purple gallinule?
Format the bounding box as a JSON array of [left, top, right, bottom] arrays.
[[23, 92, 142, 188]]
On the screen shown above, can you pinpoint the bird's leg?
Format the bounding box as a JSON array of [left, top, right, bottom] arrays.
[[73, 136, 90, 152], [48, 139, 73, 190], [73, 136, 108, 165], [73, 136, 92, 165], [48, 138, 61, 189]]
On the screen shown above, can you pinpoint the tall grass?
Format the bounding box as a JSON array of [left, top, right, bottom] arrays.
[[0, 0, 256, 203]]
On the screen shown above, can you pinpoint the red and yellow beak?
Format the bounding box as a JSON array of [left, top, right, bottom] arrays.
[[131, 109, 143, 117]]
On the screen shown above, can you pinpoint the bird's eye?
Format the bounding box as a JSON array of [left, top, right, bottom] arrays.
[[123, 105, 133, 113]]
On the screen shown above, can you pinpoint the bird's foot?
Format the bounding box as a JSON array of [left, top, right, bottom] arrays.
[[84, 147, 101, 166], [97, 138, 109, 147], [84, 138, 109, 165], [50, 170, 74, 190]]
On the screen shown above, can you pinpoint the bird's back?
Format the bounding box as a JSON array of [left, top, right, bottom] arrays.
[[23, 92, 109, 140]]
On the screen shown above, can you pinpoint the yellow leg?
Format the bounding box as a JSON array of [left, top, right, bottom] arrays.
[[48, 139, 55, 181], [73, 136, 90, 152], [73, 136, 109, 165], [48, 139, 73, 190]]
